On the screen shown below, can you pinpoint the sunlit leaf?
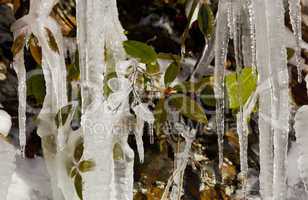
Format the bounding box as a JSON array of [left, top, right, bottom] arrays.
[[164, 62, 180, 86], [146, 62, 160, 75], [74, 172, 83, 200], [225, 67, 257, 109], [123, 40, 157, 64], [29, 34, 42, 65], [169, 94, 207, 124], [45, 27, 59, 53], [198, 3, 214, 39], [79, 160, 96, 173], [11, 33, 26, 56]]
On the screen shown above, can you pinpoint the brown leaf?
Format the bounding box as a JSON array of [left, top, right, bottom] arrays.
[[11, 33, 26, 57], [29, 34, 42, 65], [45, 27, 59, 53]]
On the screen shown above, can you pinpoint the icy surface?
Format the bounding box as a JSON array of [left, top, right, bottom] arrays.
[[0, 140, 16, 199]]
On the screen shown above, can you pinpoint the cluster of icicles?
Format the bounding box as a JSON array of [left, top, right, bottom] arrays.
[[1, 0, 308, 199]]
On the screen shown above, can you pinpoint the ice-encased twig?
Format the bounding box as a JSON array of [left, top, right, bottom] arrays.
[[214, 0, 230, 169]]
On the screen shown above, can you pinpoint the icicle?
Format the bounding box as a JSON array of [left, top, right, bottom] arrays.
[[288, 0, 303, 82], [135, 116, 145, 162], [265, 1, 289, 199], [214, 0, 230, 169], [12, 43, 27, 157], [253, 0, 273, 199], [132, 103, 155, 162], [294, 105, 308, 192], [0, 139, 16, 199], [78, 0, 135, 199]]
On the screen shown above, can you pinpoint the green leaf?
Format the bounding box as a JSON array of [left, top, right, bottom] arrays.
[[198, 3, 214, 38], [164, 62, 180, 86], [154, 98, 167, 124], [146, 62, 160, 75], [27, 74, 46, 104], [74, 172, 83, 200], [123, 40, 157, 64], [225, 67, 257, 109], [74, 139, 84, 162], [169, 94, 207, 124], [200, 85, 216, 107], [173, 77, 211, 93], [79, 160, 96, 173], [45, 27, 59, 53], [55, 104, 72, 128]]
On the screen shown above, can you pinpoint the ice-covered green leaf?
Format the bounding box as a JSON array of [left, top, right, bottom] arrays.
[[79, 160, 96, 173], [225, 67, 257, 109], [74, 172, 83, 200]]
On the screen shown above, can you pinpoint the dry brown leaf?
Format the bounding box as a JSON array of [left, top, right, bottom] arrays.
[[29, 35, 42, 65], [11, 33, 26, 57], [45, 27, 59, 53]]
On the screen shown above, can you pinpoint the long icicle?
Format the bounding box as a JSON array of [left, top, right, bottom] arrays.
[[253, 0, 273, 199], [214, 0, 230, 169], [288, 0, 303, 82], [265, 0, 289, 199], [12, 40, 27, 157]]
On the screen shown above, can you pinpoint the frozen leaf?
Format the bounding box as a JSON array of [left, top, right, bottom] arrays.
[[11, 33, 25, 56], [55, 104, 72, 128], [29, 34, 42, 65], [123, 40, 157, 64], [79, 160, 96, 173], [70, 167, 78, 178], [45, 27, 59, 53], [132, 103, 155, 123], [225, 67, 257, 109], [74, 172, 83, 200], [169, 94, 208, 124], [74, 139, 84, 162], [164, 62, 180, 86], [113, 143, 124, 161], [198, 3, 214, 39]]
